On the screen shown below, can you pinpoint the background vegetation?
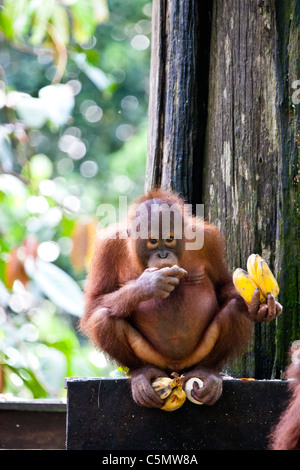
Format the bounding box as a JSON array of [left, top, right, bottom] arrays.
[[0, 0, 151, 398]]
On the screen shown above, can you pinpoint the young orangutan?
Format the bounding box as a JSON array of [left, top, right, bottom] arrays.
[[269, 343, 300, 450], [80, 189, 282, 408]]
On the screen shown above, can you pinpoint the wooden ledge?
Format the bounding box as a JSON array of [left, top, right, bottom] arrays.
[[66, 377, 289, 450], [0, 397, 66, 449]]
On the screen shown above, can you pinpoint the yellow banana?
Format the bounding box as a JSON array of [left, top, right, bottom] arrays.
[[161, 384, 186, 412], [256, 259, 279, 298], [152, 377, 174, 399], [246, 254, 263, 285], [233, 268, 266, 304], [152, 373, 186, 411]]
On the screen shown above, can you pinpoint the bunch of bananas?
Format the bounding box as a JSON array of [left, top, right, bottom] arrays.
[[152, 374, 206, 411], [233, 254, 279, 304], [152, 372, 186, 411]]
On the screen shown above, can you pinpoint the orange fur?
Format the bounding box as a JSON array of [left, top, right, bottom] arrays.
[[269, 345, 300, 450], [80, 189, 252, 374]]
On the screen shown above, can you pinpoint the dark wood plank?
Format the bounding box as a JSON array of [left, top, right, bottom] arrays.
[[0, 400, 66, 449], [66, 377, 289, 450]]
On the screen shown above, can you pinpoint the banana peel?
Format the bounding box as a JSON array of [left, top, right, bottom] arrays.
[[233, 254, 279, 304], [152, 372, 186, 411], [161, 386, 186, 411], [152, 376, 175, 400]]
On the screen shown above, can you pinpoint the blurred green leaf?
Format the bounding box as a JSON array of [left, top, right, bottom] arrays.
[[0, 11, 14, 40], [29, 0, 55, 46], [72, 52, 110, 90], [4, 363, 48, 398], [51, 3, 70, 46], [38, 347, 68, 391], [0, 0, 29, 40], [71, 0, 109, 44], [0, 0, 109, 48], [25, 258, 84, 317], [82, 48, 100, 67], [70, 0, 97, 44]]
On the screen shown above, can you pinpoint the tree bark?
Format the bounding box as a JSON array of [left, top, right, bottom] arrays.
[[204, 0, 299, 378], [146, 0, 299, 377], [145, 0, 212, 207], [273, 0, 300, 377]]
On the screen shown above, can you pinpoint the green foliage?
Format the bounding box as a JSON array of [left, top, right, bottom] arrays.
[[0, 0, 151, 398], [0, 0, 109, 46]]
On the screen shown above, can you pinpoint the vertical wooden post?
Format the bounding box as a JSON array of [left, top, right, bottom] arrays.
[[204, 0, 299, 377], [146, 0, 299, 377], [145, 0, 212, 207], [273, 0, 300, 375]]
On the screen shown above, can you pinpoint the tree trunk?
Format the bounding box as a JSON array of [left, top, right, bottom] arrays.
[[146, 0, 299, 377], [273, 0, 300, 377], [145, 0, 212, 208], [204, 0, 299, 378]]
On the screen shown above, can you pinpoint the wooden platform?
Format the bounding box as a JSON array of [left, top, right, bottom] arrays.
[[0, 398, 66, 449], [66, 377, 289, 450]]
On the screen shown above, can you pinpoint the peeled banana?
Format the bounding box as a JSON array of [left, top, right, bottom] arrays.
[[233, 268, 266, 304], [233, 253, 279, 304], [152, 372, 186, 412], [184, 377, 204, 405]]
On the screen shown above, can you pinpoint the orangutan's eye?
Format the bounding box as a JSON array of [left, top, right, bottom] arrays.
[[165, 235, 176, 246]]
